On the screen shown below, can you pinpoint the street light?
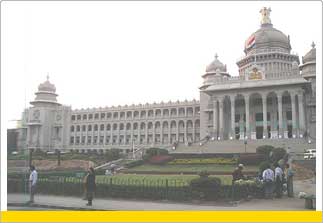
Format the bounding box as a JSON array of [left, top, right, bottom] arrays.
[[244, 136, 248, 153]]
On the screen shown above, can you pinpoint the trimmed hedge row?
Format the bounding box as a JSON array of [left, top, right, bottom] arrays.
[[8, 177, 264, 201]]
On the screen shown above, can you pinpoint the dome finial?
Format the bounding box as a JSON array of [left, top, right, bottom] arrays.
[[215, 53, 218, 59], [46, 73, 50, 81], [311, 41, 315, 48], [260, 7, 271, 25]]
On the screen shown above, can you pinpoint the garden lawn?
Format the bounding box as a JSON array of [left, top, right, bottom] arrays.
[[126, 164, 258, 173], [96, 174, 233, 186]]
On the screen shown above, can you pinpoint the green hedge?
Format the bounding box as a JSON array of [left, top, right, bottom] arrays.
[[8, 177, 264, 202], [168, 158, 237, 165]]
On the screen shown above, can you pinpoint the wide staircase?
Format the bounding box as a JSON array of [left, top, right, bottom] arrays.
[[172, 138, 315, 155]]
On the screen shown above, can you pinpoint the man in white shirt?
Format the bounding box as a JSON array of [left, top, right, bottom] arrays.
[[28, 165, 38, 203], [262, 164, 274, 199], [274, 164, 284, 198]]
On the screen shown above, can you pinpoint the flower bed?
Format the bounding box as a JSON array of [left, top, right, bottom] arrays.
[[168, 157, 237, 165]]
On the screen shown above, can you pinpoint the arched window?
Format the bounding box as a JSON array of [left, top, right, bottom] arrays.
[[94, 124, 98, 131], [70, 126, 75, 132], [113, 123, 118, 130], [140, 122, 146, 130], [82, 125, 86, 131], [100, 124, 104, 131], [126, 123, 131, 130], [76, 125, 81, 132], [119, 123, 124, 130], [88, 125, 92, 131], [106, 124, 111, 131]]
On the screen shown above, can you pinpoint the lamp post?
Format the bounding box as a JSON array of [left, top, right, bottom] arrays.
[[56, 149, 61, 166], [244, 136, 248, 153], [29, 148, 34, 167]]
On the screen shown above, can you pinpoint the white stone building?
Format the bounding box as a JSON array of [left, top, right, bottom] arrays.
[[16, 7, 316, 153]]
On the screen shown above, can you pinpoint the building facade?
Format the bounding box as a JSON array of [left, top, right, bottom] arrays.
[[16, 7, 316, 153]]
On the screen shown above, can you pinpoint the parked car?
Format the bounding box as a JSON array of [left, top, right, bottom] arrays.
[[304, 149, 316, 160]]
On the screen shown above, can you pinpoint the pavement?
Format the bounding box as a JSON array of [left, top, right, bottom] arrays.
[[6, 194, 311, 211]]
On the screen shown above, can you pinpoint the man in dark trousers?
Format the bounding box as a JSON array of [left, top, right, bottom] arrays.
[[85, 167, 96, 206], [231, 164, 245, 201], [232, 164, 245, 182]]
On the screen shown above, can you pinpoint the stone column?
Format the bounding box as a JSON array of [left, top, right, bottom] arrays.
[[230, 95, 235, 139], [298, 91, 306, 137], [290, 92, 297, 137], [145, 122, 148, 144], [277, 92, 283, 138], [192, 121, 195, 142], [168, 122, 171, 144], [153, 122, 156, 145], [176, 121, 179, 141], [245, 94, 250, 139], [219, 98, 224, 140], [213, 99, 218, 138], [262, 94, 268, 139]]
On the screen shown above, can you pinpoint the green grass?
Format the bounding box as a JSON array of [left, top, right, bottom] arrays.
[[126, 164, 258, 173], [96, 174, 233, 186]]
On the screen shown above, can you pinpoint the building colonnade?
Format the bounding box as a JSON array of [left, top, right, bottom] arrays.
[[209, 88, 306, 140]]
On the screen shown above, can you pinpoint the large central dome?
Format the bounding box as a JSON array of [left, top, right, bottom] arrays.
[[244, 7, 291, 55]]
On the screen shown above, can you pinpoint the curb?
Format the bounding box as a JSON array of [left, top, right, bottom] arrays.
[[7, 202, 107, 211]]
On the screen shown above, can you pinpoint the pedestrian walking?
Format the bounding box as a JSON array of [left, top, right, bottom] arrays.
[[85, 167, 96, 206], [274, 163, 284, 198], [28, 165, 38, 203], [262, 164, 274, 199], [285, 163, 294, 197]]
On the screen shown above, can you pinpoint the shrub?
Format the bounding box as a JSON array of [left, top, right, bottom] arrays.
[[145, 148, 169, 158], [270, 148, 286, 163], [256, 145, 275, 159], [190, 175, 221, 200], [258, 161, 271, 176], [238, 153, 266, 165], [124, 160, 144, 168], [148, 155, 174, 165], [198, 170, 210, 178]]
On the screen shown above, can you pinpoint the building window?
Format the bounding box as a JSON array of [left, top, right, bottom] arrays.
[[71, 115, 76, 121], [267, 112, 271, 121], [77, 115, 81, 121], [107, 113, 112, 119], [106, 124, 111, 131], [88, 125, 92, 131], [89, 114, 93, 120], [76, 125, 81, 132], [100, 124, 104, 131], [99, 136, 104, 144], [83, 114, 87, 120], [100, 113, 105, 119], [286, 111, 292, 120], [81, 136, 85, 144], [106, 136, 110, 144], [70, 136, 74, 144], [87, 136, 92, 144], [113, 112, 118, 119], [76, 136, 80, 145], [94, 113, 99, 120], [70, 126, 75, 132], [235, 114, 240, 122], [94, 124, 98, 131], [93, 136, 98, 144], [82, 125, 86, 131], [255, 113, 263, 121]]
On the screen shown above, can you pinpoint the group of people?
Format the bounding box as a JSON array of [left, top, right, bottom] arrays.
[[232, 162, 294, 199], [262, 162, 294, 199]]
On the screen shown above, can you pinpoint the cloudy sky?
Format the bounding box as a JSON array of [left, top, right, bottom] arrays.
[[2, 1, 321, 128]]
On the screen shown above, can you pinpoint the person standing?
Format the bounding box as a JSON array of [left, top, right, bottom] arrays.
[[231, 164, 245, 201], [285, 163, 294, 197], [232, 164, 245, 182], [28, 165, 38, 203], [274, 163, 284, 198], [85, 167, 96, 206], [262, 164, 274, 199]]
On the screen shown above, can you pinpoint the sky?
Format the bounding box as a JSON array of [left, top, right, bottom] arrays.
[[1, 1, 322, 128]]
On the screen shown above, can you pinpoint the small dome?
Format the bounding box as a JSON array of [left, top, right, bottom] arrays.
[[302, 42, 316, 64], [205, 54, 227, 73], [38, 75, 56, 92]]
